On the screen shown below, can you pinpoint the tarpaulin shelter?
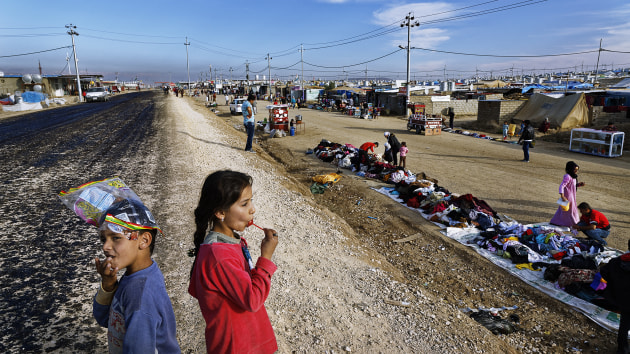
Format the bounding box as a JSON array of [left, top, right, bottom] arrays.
[[512, 93, 589, 129], [474, 80, 507, 89]]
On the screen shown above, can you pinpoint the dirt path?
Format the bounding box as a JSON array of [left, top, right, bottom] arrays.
[[210, 98, 628, 352]]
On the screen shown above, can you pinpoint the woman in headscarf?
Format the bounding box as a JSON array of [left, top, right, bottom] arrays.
[[550, 161, 584, 227]]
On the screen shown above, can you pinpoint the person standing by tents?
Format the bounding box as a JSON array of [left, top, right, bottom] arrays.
[[517, 120, 535, 162], [448, 108, 455, 129], [384, 132, 401, 166]]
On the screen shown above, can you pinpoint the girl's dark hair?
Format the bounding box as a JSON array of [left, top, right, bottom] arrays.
[[565, 161, 579, 179], [189, 170, 252, 276]]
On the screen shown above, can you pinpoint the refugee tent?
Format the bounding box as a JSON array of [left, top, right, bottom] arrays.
[[610, 78, 630, 89], [521, 84, 551, 93], [474, 80, 507, 88], [512, 92, 588, 129]]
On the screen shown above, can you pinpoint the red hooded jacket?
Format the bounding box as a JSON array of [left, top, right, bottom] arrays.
[[189, 239, 278, 353]]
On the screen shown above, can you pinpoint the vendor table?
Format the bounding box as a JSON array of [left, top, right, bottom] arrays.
[[295, 120, 305, 134], [569, 128, 624, 157]]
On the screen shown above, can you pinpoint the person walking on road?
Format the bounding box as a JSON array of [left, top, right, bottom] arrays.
[[242, 94, 256, 153], [517, 120, 535, 162]]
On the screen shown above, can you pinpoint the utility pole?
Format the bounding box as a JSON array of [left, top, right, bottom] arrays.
[[229, 67, 233, 82], [300, 44, 305, 102], [265, 53, 272, 99], [66, 24, 82, 102], [185, 37, 191, 95], [65, 52, 71, 75], [594, 38, 602, 85], [209, 65, 212, 83], [400, 12, 419, 119]]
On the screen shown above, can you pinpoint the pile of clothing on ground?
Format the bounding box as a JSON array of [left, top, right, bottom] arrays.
[[443, 128, 519, 145], [443, 128, 497, 140], [381, 177, 622, 317], [311, 139, 408, 181], [310, 138, 625, 330]]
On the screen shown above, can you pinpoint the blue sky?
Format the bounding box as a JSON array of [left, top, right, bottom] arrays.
[[1, 0, 629, 83]]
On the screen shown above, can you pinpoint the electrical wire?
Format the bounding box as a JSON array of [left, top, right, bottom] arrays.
[[419, 0, 501, 19], [411, 47, 600, 58], [303, 20, 401, 46], [420, 0, 547, 26], [304, 49, 403, 68], [81, 34, 180, 45], [305, 27, 400, 51], [0, 46, 72, 58], [82, 27, 183, 39], [270, 61, 302, 70], [0, 33, 66, 38], [602, 49, 630, 54]]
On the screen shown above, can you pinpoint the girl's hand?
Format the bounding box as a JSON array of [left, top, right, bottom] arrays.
[[95, 257, 118, 292], [260, 228, 279, 260], [577, 182, 585, 187]]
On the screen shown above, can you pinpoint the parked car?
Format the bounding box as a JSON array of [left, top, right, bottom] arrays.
[[85, 87, 110, 102], [230, 98, 246, 115]]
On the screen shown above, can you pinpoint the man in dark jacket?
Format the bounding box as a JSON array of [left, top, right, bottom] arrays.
[[384, 132, 401, 165], [600, 239, 630, 354], [517, 120, 535, 162]]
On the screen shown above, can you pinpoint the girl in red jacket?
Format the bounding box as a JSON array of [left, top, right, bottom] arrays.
[[189, 170, 279, 353]]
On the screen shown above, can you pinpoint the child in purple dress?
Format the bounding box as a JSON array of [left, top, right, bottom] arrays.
[[550, 161, 584, 227]]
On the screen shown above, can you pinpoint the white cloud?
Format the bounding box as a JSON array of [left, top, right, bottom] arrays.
[[372, 2, 455, 26], [373, 2, 455, 50]]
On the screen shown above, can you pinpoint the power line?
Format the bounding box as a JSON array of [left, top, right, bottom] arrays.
[[305, 27, 400, 51], [303, 20, 401, 47], [602, 49, 630, 54], [411, 47, 600, 58], [82, 27, 183, 39], [81, 34, 180, 45], [0, 45, 72, 58], [304, 49, 403, 68], [420, 0, 547, 26]]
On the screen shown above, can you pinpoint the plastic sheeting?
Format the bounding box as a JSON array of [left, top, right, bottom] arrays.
[[2, 101, 43, 112], [21, 91, 46, 103]]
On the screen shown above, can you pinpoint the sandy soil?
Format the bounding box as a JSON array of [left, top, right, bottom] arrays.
[[209, 96, 629, 352]]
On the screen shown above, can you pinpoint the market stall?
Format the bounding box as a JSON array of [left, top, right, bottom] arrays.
[[266, 104, 290, 132]]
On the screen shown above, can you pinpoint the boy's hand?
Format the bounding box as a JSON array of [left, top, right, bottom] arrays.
[[260, 228, 279, 260], [95, 257, 118, 292]]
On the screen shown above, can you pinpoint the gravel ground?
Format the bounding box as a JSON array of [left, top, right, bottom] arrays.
[[162, 95, 517, 353]]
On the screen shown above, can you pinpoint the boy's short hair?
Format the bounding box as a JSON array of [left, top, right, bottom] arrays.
[[577, 202, 591, 211], [99, 199, 161, 254]]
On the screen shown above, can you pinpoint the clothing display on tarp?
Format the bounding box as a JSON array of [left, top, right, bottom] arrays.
[[310, 138, 624, 333]]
